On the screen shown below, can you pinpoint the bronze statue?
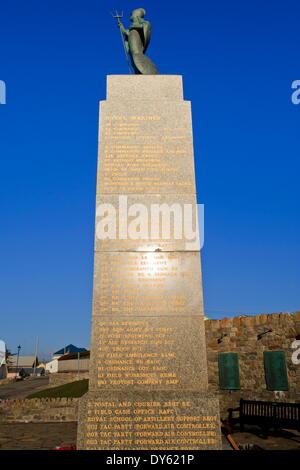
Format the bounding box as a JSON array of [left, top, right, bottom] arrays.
[[115, 9, 158, 75]]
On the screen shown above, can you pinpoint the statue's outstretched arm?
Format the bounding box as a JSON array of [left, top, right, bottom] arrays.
[[118, 22, 129, 36]]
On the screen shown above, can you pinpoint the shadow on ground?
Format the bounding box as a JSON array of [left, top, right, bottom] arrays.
[[228, 425, 300, 451]]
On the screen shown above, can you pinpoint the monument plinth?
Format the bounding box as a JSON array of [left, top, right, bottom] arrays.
[[77, 75, 221, 450]]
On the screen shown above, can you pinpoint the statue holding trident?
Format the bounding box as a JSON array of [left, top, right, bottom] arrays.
[[111, 9, 158, 75]]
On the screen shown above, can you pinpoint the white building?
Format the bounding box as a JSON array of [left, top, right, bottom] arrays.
[[45, 359, 58, 373], [46, 351, 90, 374]]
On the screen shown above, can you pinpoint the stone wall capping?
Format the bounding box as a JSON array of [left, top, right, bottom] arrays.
[[294, 311, 300, 321]]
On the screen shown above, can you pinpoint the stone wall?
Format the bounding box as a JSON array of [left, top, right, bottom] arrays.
[[0, 398, 78, 423], [48, 372, 89, 388], [205, 312, 300, 419]]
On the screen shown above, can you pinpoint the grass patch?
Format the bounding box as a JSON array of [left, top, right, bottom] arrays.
[[27, 379, 89, 398]]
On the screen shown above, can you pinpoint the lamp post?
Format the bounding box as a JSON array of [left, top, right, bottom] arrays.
[[33, 337, 39, 376], [77, 351, 80, 380], [15, 345, 21, 379]]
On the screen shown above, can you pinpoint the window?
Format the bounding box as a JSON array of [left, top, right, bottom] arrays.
[[264, 351, 289, 391], [218, 353, 240, 390]]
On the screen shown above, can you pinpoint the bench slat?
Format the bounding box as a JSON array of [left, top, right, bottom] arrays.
[[238, 399, 300, 434]]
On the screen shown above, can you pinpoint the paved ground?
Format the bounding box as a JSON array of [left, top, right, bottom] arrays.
[[0, 422, 299, 450], [0, 422, 77, 450], [227, 425, 300, 451], [0, 376, 49, 400]]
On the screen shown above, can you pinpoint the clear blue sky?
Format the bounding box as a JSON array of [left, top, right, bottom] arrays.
[[0, 0, 299, 358]]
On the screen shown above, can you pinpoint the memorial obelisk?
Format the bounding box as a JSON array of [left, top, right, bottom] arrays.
[[77, 9, 221, 450]]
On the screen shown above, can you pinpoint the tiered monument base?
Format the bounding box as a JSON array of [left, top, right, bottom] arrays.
[[77, 75, 221, 450], [78, 392, 221, 450]]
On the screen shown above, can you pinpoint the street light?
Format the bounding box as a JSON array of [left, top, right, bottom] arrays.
[[15, 345, 21, 379]]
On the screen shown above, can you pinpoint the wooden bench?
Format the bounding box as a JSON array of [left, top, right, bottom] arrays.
[[228, 399, 300, 437]]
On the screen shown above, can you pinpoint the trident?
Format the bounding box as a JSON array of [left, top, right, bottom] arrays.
[[110, 10, 132, 74]]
